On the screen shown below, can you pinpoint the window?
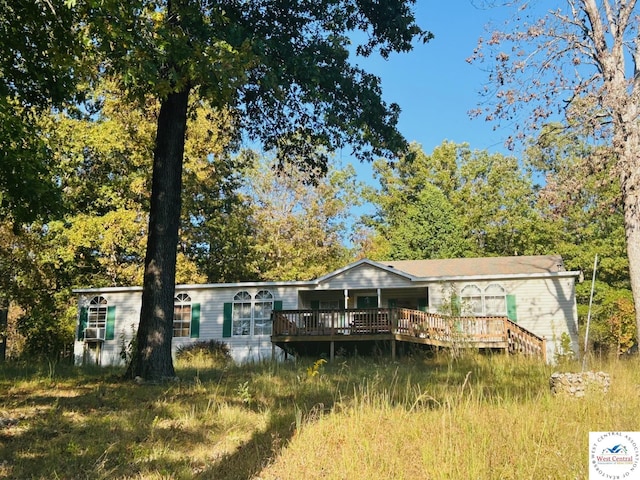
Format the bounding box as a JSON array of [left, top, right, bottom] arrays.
[[319, 300, 340, 310], [254, 290, 274, 336], [460, 285, 483, 316], [86, 296, 108, 339], [231, 290, 275, 336], [459, 284, 508, 317], [233, 291, 252, 335], [484, 284, 507, 316], [173, 293, 192, 338]]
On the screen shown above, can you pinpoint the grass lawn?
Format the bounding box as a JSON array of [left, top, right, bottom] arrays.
[[0, 353, 638, 479]]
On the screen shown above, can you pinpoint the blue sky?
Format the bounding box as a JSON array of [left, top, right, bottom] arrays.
[[345, 2, 518, 186]]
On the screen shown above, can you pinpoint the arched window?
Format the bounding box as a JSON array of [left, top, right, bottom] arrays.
[[484, 284, 507, 316], [231, 290, 275, 336], [233, 291, 252, 335], [254, 290, 274, 336], [173, 293, 192, 338], [87, 296, 108, 338], [460, 285, 483, 316], [458, 284, 508, 317]]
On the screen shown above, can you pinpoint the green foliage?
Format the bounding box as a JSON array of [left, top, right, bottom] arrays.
[[15, 297, 76, 361], [554, 332, 576, 367], [364, 141, 548, 260], [526, 126, 635, 354], [387, 184, 469, 260], [180, 107, 257, 283], [585, 287, 636, 356], [235, 380, 253, 406], [0, 0, 87, 224], [78, 0, 430, 165]]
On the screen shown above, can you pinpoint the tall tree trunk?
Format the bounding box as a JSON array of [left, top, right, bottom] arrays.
[[616, 115, 640, 345], [127, 88, 190, 380], [621, 153, 640, 345]]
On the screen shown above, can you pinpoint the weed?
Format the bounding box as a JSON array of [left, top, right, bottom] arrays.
[[306, 358, 327, 379], [235, 380, 252, 406]]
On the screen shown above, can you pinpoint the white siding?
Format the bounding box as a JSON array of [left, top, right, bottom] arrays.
[[507, 276, 579, 361], [74, 291, 141, 367], [425, 276, 579, 361], [74, 285, 302, 366], [319, 263, 413, 290]]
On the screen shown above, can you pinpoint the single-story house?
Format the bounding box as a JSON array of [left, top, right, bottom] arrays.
[[73, 255, 581, 365]]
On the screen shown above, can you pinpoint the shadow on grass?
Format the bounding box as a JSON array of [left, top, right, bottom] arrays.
[[0, 353, 567, 479], [194, 411, 294, 480], [0, 361, 336, 479]]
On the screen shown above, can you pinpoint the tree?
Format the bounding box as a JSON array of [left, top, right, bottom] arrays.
[[468, 0, 640, 339], [363, 141, 546, 260], [1, 81, 249, 359], [75, 0, 431, 380], [247, 155, 358, 281], [180, 110, 257, 283], [0, 1, 87, 360], [0, 0, 86, 224], [526, 124, 634, 352], [364, 158, 470, 259], [452, 146, 546, 256]]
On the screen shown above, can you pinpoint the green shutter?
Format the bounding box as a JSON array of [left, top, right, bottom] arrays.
[[78, 307, 88, 340], [105, 306, 116, 340], [223, 302, 232, 338], [190, 303, 200, 338], [506, 295, 517, 322], [274, 301, 283, 311], [417, 298, 427, 312]]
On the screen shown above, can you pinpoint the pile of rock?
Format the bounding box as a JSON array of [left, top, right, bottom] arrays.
[[549, 371, 610, 397]]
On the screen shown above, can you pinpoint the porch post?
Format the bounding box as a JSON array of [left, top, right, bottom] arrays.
[[344, 289, 349, 309], [330, 341, 335, 362], [377, 288, 381, 307], [391, 338, 396, 361]]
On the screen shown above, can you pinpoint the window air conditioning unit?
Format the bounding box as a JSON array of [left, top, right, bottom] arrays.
[[84, 327, 106, 341]]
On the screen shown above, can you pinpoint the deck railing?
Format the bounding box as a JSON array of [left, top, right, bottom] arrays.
[[272, 307, 546, 359], [272, 308, 393, 336]]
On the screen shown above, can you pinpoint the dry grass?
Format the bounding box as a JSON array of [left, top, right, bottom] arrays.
[[0, 353, 638, 479]]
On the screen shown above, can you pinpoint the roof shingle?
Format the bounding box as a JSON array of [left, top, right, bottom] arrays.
[[384, 255, 567, 278]]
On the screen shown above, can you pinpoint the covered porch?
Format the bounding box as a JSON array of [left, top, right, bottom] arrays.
[[271, 307, 546, 362]]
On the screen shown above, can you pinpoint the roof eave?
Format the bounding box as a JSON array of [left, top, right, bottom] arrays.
[[409, 270, 582, 283]]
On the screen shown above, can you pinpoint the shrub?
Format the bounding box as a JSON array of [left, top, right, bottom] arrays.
[[175, 340, 232, 367]]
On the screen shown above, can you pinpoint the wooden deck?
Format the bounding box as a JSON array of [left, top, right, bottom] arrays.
[[271, 308, 546, 361]]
